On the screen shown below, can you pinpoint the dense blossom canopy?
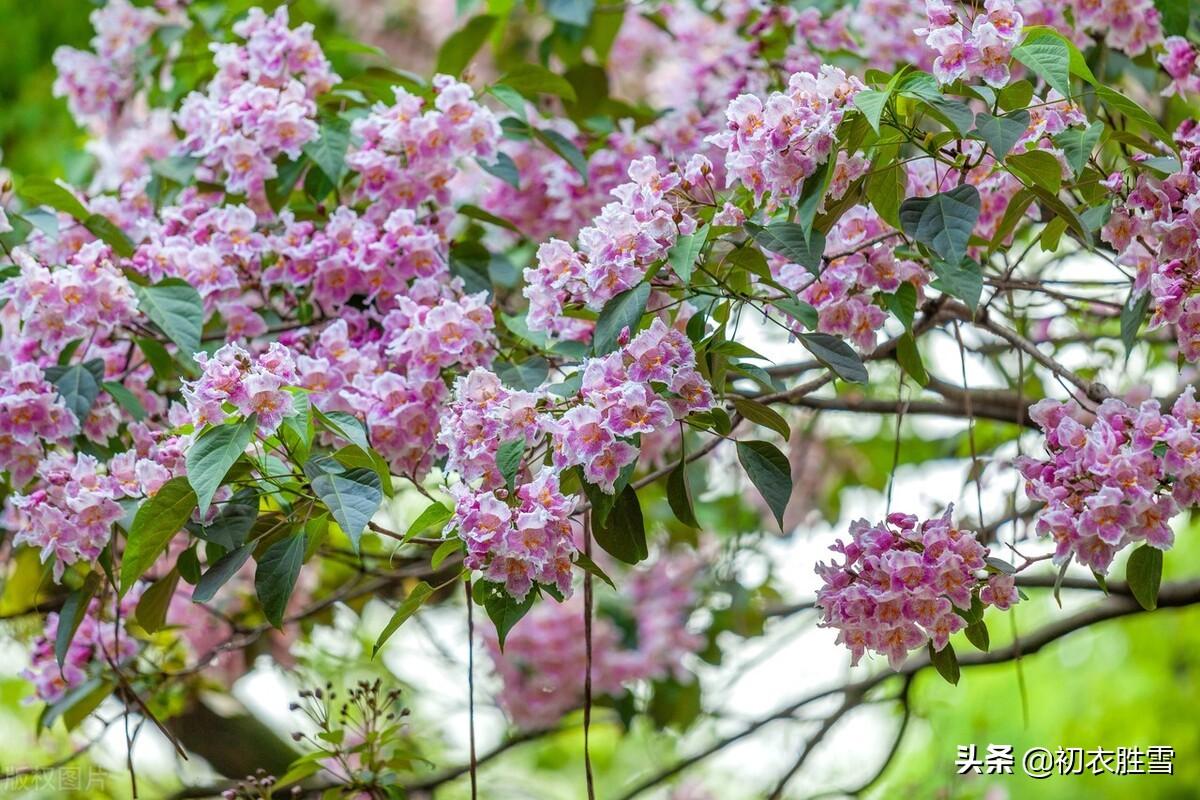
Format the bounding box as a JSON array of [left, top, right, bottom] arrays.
[[3, 0, 1200, 796]]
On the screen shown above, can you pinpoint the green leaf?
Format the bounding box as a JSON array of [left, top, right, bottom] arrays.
[[1156, 0, 1191, 35], [431, 538, 461, 569], [135, 278, 204, 358], [19, 177, 90, 220], [896, 332, 929, 385], [796, 157, 834, 235], [83, 214, 135, 257], [928, 640, 960, 684], [478, 152, 521, 188], [496, 355, 550, 390], [667, 226, 708, 284], [374, 581, 434, 655], [135, 568, 180, 633], [592, 484, 648, 564], [798, 333, 868, 384], [1126, 544, 1163, 611], [1012, 29, 1071, 98], [771, 297, 819, 331], [255, 534, 306, 628], [405, 502, 453, 543], [302, 118, 351, 184], [866, 159, 906, 229], [545, 0, 594, 26], [435, 15, 497, 76], [853, 89, 889, 134], [744, 222, 825, 277], [931, 258, 984, 312], [574, 549, 616, 589], [732, 397, 791, 440], [102, 380, 147, 421], [265, 157, 307, 212], [45, 361, 102, 423], [964, 618, 990, 652], [196, 488, 258, 549], [899, 185, 981, 267], [192, 543, 254, 604], [312, 467, 383, 552], [40, 678, 114, 733], [1121, 290, 1151, 358], [1094, 85, 1175, 152], [476, 580, 536, 650], [533, 127, 588, 178], [735, 440, 792, 530], [56, 574, 101, 668], [187, 415, 257, 518], [1052, 121, 1104, 176], [882, 283, 917, 329], [593, 282, 650, 355], [496, 436, 526, 494], [121, 477, 198, 595], [314, 409, 371, 453], [498, 63, 577, 102], [1006, 150, 1063, 193], [973, 110, 1030, 159]]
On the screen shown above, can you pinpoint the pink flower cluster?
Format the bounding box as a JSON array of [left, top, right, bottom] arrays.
[[0, 364, 80, 487], [815, 509, 1017, 670], [525, 157, 700, 341], [1063, 0, 1161, 58], [710, 66, 864, 206], [918, 0, 1023, 88], [52, 0, 164, 130], [348, 75, 500, 213], [176, 7, 339, 196], [772, 206, 925, 350], [183, 342, 297, 434], [1161, 37, 1200, 96], [449, 470, 577, 601], [1014, 394, 1200, 573], [22, 589, 142, 704], [1102, 127, 1200, 361], [10, 448, 173, 581], [484, 549, 702, 729], [1, 242, 137, 352], [438, 368, 542, 490], [549, 318, 714, 492]]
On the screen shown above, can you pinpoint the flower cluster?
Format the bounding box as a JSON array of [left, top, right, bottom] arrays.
[[710, 66, 864, 206], [484, 549, 702, 729], [52, 0, 164, 130], [22, 589, 142, 704], [524, 157, 700, 341], [438, 368, 542, 490], [1063, 0, 1161, 58], [176, 7, 339, 197], [1103, 127, 1200, 360], [347, 75, 499, 215], [550, 318, 714, 491], [183, 342, 297, 434], [815, 509, 1017, 670], [1014, 395, 1200, 573], [1, 243, 137, 352], [919, 0, 1023, 88], [449, 470, 577, 601], [0, 364, 80, 486], [1161, 37, 1200, 96]]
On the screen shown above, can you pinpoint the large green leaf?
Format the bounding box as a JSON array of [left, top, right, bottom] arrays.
[[593, 282, 650, 355], [736, 440, 793, 531], [187, 415, 257, 517], [899, 185, 980, 267], [435, 15, 497, 76], [135, 278, 204, 358], [1126, 544, 1163, 611], [496, 437, 526, 494], [45, 360, 103, 424], [120, 477, 198, 595], [973, 110, 1030, 159], [192, 542, 254, 604], [311, 467, 383, 552], [1006, 150, 1063, 193], [1094, 85, 1175, 152], [498, 63, 577, 102], [744, 221, 825, 277], [302, 117, 350, 184], [1053, 121, 1104, 176], [255, 534, 306, 628], [931, 258, 984, 312], [475, 580, 536, 651], [373, 581, 434, 655], [592, 484, 648, 564], [1012, 30, 1071, 98], [798, 333, 869, 384], [19, 177, 90, 221], [853, 89, 889, 133]]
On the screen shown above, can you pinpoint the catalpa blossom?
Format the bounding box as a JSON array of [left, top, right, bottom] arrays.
[[0, 364, 80, 487], [815, 509, 1017, 670], [484, 548, 703, 728], [183, 342, 298, 434], [918, 0, 1023, 88], [1015, 394, 1199, 574], [710, 65, 864, 206], [524, 156, 700, 341], [450, 470, 577, 601]]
